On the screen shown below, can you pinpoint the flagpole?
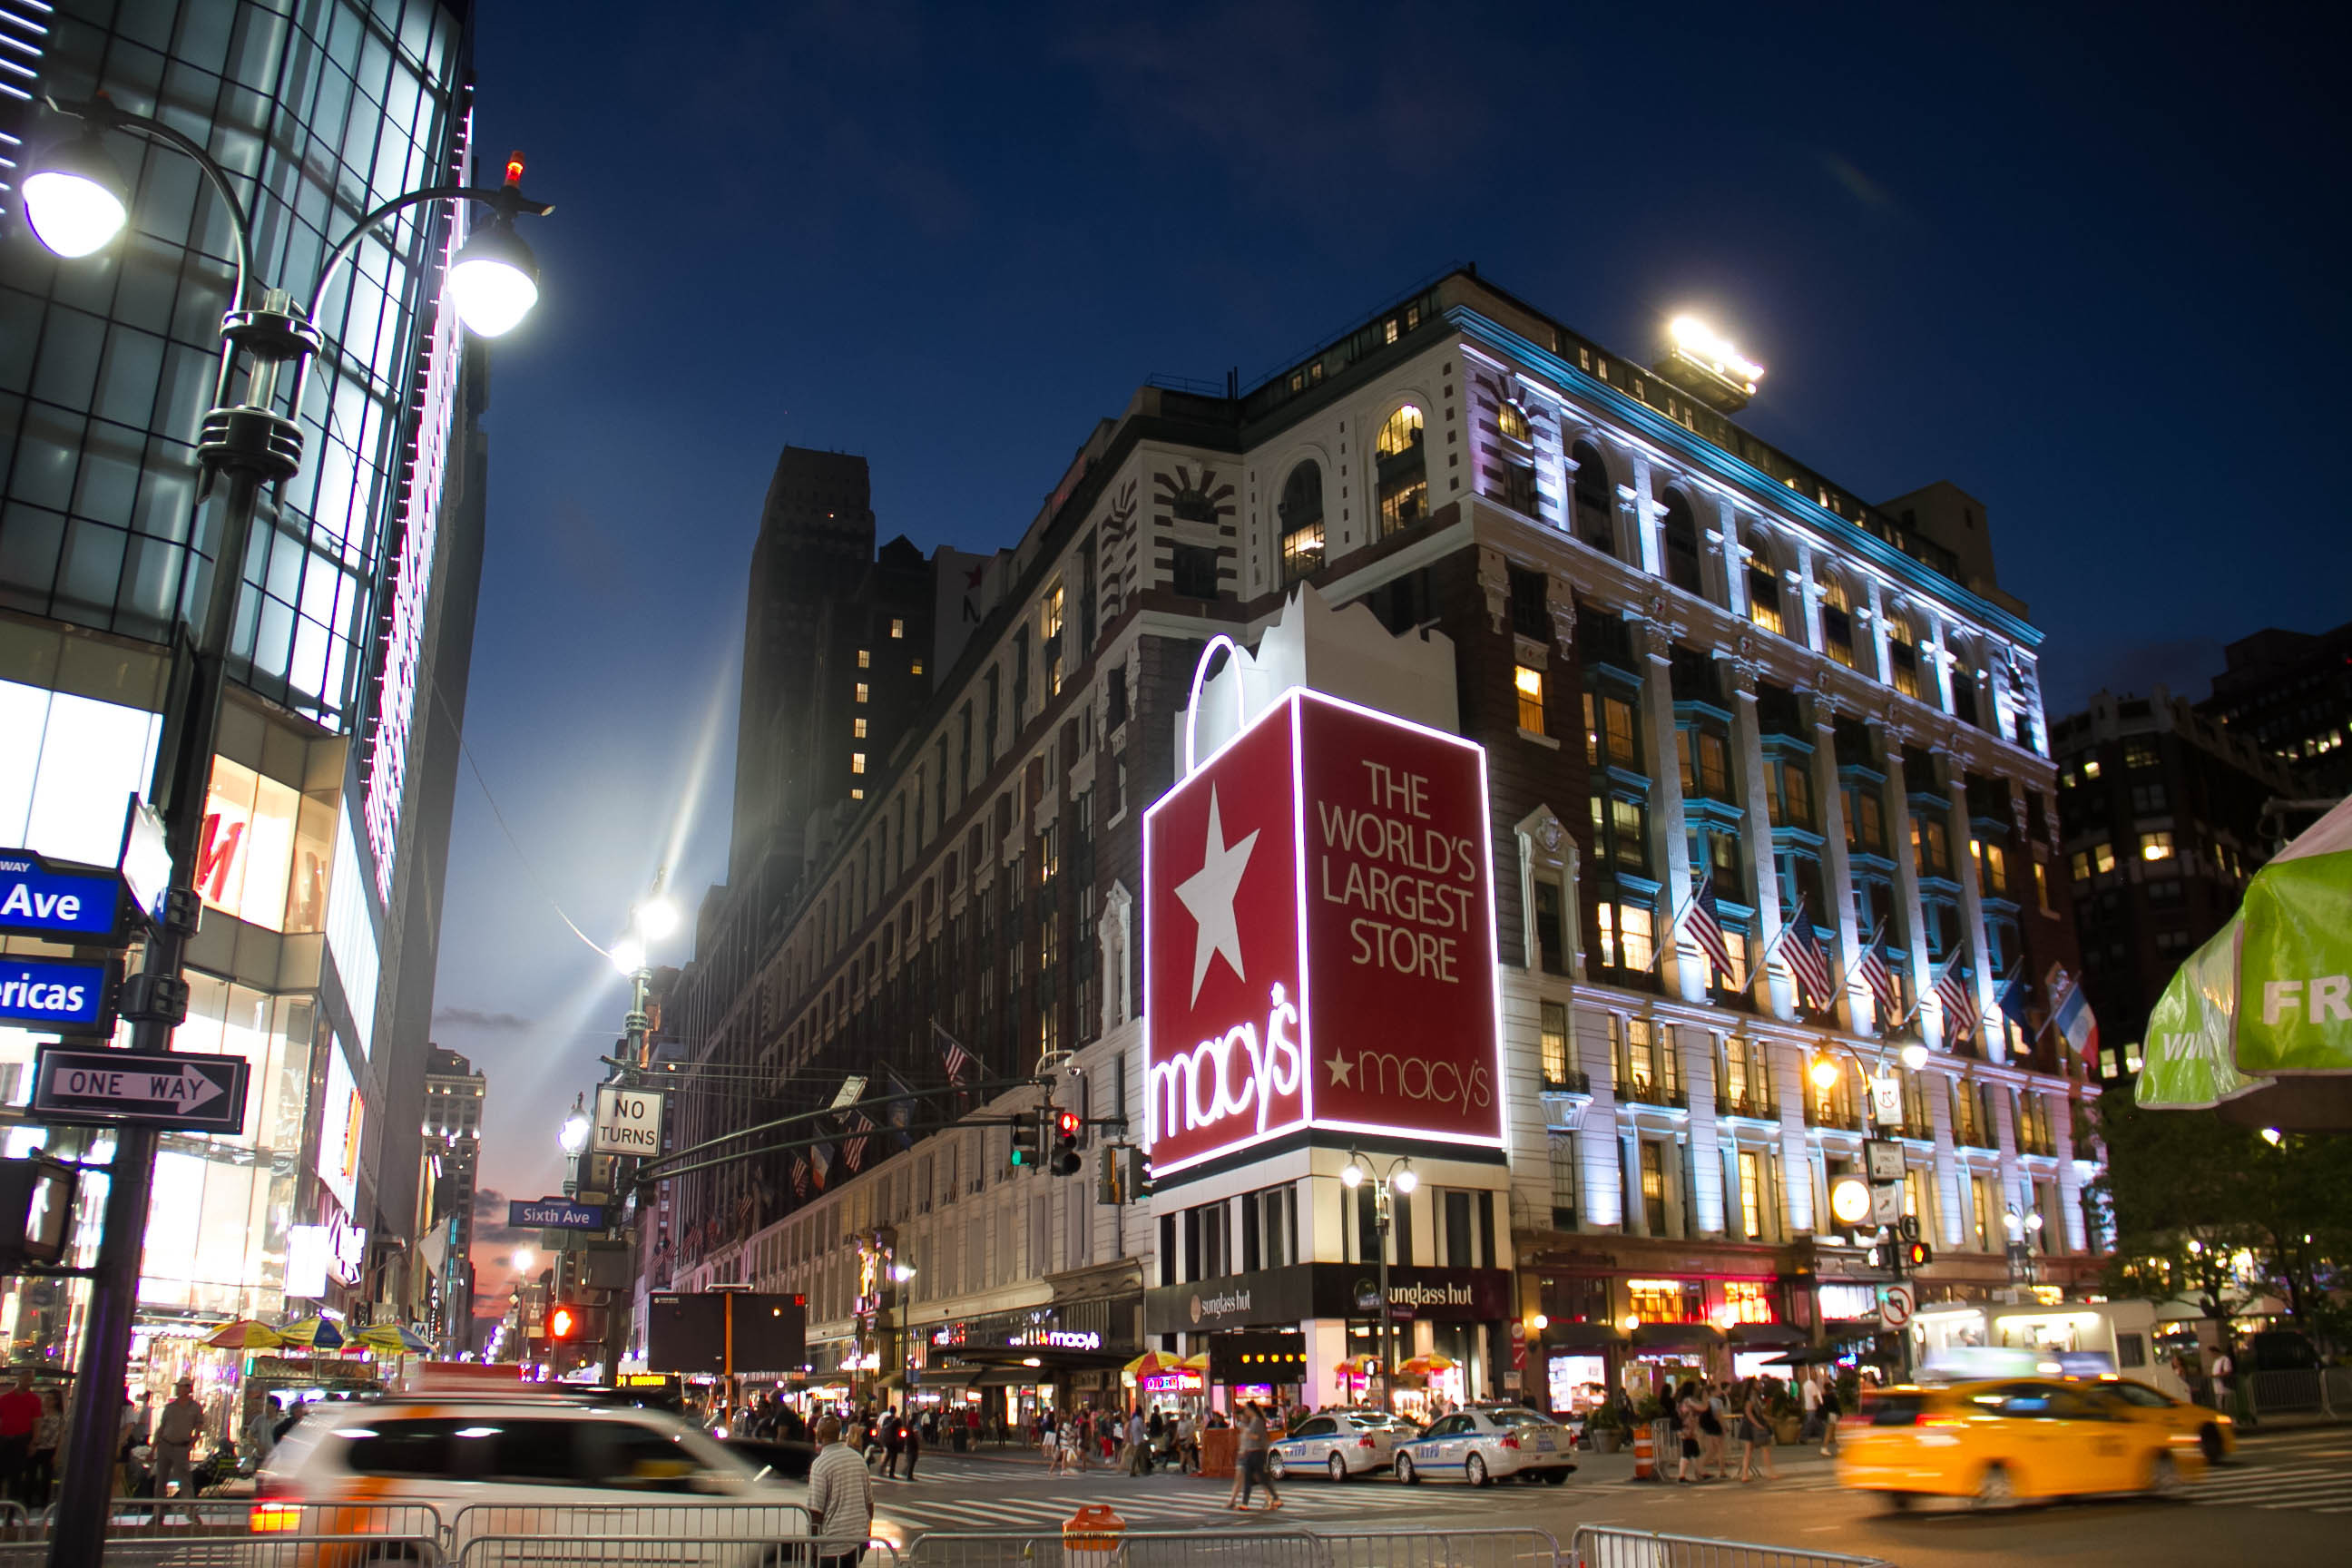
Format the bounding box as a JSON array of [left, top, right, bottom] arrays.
[[1750, 894, 1802, 979]]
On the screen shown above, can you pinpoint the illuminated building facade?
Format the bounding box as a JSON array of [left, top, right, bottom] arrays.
[[0, 0, 486, 1377], [652, 270, 2103, 1415]]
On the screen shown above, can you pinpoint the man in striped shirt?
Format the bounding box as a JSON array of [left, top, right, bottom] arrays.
[[807, 1416, 874, 1567]]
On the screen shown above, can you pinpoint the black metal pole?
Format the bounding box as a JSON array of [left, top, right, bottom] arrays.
[[49, 466, 266, 1568], [1377, 1192, 1394, 1416]]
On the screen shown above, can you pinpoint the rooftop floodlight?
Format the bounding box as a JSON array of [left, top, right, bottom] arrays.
[[23, 128, 131, 258]]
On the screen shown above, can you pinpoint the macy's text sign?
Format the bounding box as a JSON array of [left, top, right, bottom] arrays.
[[1143, 689, 1502, 1174]]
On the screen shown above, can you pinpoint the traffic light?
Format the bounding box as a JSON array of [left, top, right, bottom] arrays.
[[1904, 1240, 1934, 1269], [1010, 1108, 1045, 1168], [1051, 1110, 1083, 1176], [545, 1300, 582, 1342]]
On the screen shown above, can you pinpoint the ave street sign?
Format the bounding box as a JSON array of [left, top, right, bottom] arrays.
[[592, 1084, 664, 1156], [0, 851, 123, 944], [509, 1197, 605, 1230], [30, 1045, 250, 1135], [0, 959, 112, 1031]]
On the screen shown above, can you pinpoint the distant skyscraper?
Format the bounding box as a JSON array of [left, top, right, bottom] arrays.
[[422, 1044, 486, 1349], [2202, 620, 2352, 799]]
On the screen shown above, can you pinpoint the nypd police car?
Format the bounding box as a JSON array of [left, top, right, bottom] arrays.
[[1267, 1410, 1412, 1480], [1391, 1406, 1576, 1486]]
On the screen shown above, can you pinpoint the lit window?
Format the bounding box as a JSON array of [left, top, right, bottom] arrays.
[[858, 649, 871, 669], [855, 683, 869, 704], [2070, 850, 2089, 882], [890, 619, 905, 639], [1042, 583, 1064, 641], [1514, 665, 1544, 730], [1497, 400, 1531, 444], [853, 718, 867, 739], [2141, 831, 2174, 862], [851, 789, 864, 800], [2082, 758, 2102, 780], [851, 754, 866, 774], [2093, 842, 2116, 875], [2034, 860, 2053, 912], [912, 662, 924, 676]]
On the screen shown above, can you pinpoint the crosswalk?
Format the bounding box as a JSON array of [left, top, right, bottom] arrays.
[[876, 1480, 1483, 1534], [1615, 1454, 2352, 1514]]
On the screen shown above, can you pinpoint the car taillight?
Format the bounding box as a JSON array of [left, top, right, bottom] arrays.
[[1357, 1436, 1376, 1448], [1916, 1413, 1964, 1428], [1498, 1436, 1520, 1449], [250, 1502, 304, 1533]]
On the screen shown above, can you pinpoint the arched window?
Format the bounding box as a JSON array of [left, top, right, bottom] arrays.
[[1818, 574, 1859, 670], [1661, 490, 1705, 596], [1277, 460, 1325, 584], [1886, 609, 1924, 700], [1494, 401, 1537, 515], [1374, 405, 1426, 537], [1743, 529, 1786, 636], [1571, 441, 1615, 557]]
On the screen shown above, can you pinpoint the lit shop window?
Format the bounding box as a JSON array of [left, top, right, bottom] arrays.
[[1514, 666, 1544, 730], [198, 759, 335, 933]]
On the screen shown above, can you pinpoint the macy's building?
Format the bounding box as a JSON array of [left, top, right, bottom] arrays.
[[662, 268, 2105, 1417]]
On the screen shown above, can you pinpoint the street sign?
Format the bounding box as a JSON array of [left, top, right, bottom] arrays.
[[0, 959, 112, 1031], [1869, 1182, 1904, 1225], [1863, 1138, 1906, 1181], [0, 851, 123, 944], [592, 1084, 664, 1156], [1880, 1282, 1916, 1328], [829, 1075, 867, 1111], [118, 798, 174, 927], [30, 1045, 249, 1134], [1867, 1075, 1903, 1125], [509, 1197, 605, 1230]]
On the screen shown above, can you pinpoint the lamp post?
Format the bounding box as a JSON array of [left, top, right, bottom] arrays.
[[1340, 1152, 1417, 1414], [598, 880, 679, 1384], [21, 96, 550, 1566]]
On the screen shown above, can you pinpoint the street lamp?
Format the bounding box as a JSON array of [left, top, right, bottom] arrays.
[[1341, 1152, 1417, 1414], [559, 1095, 593, 1156], [24, 93, 551, 1567]]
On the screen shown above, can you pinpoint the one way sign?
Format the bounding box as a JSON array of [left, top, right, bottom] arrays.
[[31, 1044, 249, 1135]]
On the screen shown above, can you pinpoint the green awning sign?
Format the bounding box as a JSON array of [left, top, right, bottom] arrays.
[[2137, 916, 2267, 1109]]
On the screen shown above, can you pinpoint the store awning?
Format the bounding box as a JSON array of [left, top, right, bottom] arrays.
[[1727, 1324, 1808, 1348], [1630, 1323, 1725, 1350], [1540, 1322, 1624, 1350], [972, 1367, 1044, 1387]]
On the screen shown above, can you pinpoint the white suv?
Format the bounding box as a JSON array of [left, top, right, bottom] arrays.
[[258, 1396, 812, 1564]]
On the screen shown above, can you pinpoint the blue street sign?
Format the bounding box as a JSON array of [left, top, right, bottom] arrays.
[[0, 959, 111, 1030], [0, 851, 123, 943], [510, 1197, 606, 1230]]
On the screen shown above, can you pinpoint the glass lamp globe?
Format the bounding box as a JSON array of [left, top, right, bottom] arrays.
[[23, 132, 131, 259], [447, 217, 540, 337]]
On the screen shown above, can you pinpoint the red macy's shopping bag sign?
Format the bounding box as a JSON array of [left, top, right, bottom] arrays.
[[1143, 688, 1503, 1176]]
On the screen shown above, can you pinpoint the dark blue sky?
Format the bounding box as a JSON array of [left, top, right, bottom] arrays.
[[434, 2, 2348, 1296]]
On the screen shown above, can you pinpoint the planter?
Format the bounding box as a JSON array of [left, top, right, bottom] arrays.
[[1774, 1415, 1803, 1446], [1594, 1428, 1624, 1454]]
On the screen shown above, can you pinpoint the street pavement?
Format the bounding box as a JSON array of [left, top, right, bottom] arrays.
[[872, 1427, 2352, 1564]]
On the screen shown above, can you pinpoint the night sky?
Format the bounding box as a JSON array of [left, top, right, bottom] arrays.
[[432, 2, 2348, 1318]]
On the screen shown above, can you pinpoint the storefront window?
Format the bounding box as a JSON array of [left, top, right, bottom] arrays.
[[196, 758, 338, 934], [1716, 1281, 1775, 1325], [1626, 1278, 1702, 1323]]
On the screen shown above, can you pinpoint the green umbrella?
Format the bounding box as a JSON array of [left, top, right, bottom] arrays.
[[2139, 796, 2352, 1112]]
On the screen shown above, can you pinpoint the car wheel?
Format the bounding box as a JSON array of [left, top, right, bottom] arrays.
[[1395, 1453, 1419, 1485], [2145, 1452, 2180, 1498], [1972, 1463, 2014, 1511], [1466, 1453, 1490, 1488], [1882, 1491, 1916, 1514], [1328, 1452, 1348, 1482], [2199, 1425, 2226, 1464], [1268, 1452, 1287, 1481], [1542, 1468, 1570, 1486]]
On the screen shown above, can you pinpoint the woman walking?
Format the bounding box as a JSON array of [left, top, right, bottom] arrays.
[[1738, 1378, 1780, 1482], [1700, 1381, 1728, 1479], [1672, 1383, 1705, 1484], [1818, 1374, 1843, 1457]]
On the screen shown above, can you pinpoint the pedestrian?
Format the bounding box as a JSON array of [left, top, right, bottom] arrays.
[[152, 1377, 205, 1499], [20, 1387, 61, 1509], [1126, 1406, 1150, 1475], [902, 1411, 921, 1481], [1231, 1401, 1280, 1511], [1818, 1374, 1842, 1457], [1174, 1407, 1198, 1474], [1672, 1382, 1704, 1484], [1798, 1369, 1822, 1446], [880, 1411, 904, 1480], [240, 1395, 276, 1475], [806, 1416, 874, 1568], [1700, 1381, 1728, 1478], [1737, 1379, 1779, 1482], [0, 1374, 39, 1505]]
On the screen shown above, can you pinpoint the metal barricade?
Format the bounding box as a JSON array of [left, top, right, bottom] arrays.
[[904, 1530, 1557, 1568], [1315, 1530, 1565, 1568], [455, 1534, 897, 1567], [0, 1534, 445, 1565], [445, 1502, 812, 1555], [1570, 1525, 1890, 1568]]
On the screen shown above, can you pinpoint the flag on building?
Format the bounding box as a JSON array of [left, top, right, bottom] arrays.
[[1679, 873, 1739, 985], [1780, 898, 1836, 1012], [2049, 965, 2101, 1063], [1997, 970, 2034, 1032], [935, 1020, 977, 1086], [810, 1141, 834, 1191], [841, 1111, 875, 1173], [1935, 960, 1980, 1045], [1857, 943, 1900, 1023], [790, 1155, 808, 1199], [883, 1066, 916, 1151]]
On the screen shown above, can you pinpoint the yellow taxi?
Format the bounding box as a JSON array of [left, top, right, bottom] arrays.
[[2080, 1377, 2236, 1462], [1838, 1377, 2210, 1510]]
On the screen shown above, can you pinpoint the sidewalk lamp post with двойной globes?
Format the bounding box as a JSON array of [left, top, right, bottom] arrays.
[[594, 882, 679, 1383], [1341, 1152, 1417, 1414], [18, 94, 552, 1568]]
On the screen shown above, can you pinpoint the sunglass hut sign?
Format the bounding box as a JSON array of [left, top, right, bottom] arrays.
[[1144, 689, 1504, 1175]]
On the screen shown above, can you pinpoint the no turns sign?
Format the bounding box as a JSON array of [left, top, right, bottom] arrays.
[[593, 1084, 665, 1155], [1880, 1282, 1916, 1328]]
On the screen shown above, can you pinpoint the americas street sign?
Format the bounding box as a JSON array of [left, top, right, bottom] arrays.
[[509, 1197, 605, 1230], [30, 1044, 250, 1135], [0, 959, 112, 1031], [0, 851, 124, 944]]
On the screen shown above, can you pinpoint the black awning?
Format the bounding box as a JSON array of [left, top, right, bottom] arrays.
[[1727, 1324, 1808, 1347], [1540, 1322, 1625, 1350], [1630, 1323, 1725, 1350]]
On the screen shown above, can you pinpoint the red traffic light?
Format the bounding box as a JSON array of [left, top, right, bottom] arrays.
[[1055, 1111, 1081, 1138], [546, 1302, 580, 1340]]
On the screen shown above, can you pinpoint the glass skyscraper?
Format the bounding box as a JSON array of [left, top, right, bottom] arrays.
[[0, 0, 486, 1401]]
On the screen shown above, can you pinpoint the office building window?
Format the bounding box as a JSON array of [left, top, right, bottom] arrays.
[[1541, 1000, 1572, 1085], [1549, 1134, 1579, 1230], [1515, 666, 1545, 731]]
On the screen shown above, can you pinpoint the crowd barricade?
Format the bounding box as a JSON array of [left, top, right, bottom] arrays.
[[453, 1534, 895, 1567], [906, 1529, 1566, 1568], [0, 1534, 446, 1566], [1570, 1524, 1893, 1568], [444, 1501, 813, 1553]]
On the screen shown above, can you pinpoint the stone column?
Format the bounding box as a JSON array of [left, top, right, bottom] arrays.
[[1681, 1026, 1726, 1237], [1635, 613, 1702, 1002], [1865, 578, 1893, 686], [1795, 540, 1826, 653], [2051, 1085, 2089, 1252], [1994, 1086, 2024, 1234], [1808, 693, 1865, 1032], [1929, 1069, 1965, 1250], [1715, 496, 1747, 620], [1775, 1044, 1816, 1233], [1880, 729, 1933, 1028], [1627, 455, 1664, 578], [1923, 610, 1955, 714], [1729, 660, 1790, 1017], [1621, 1128, 1648, 1237], [1945, 771, 2001, 1061], [1581, 1010, 1625, 1230]]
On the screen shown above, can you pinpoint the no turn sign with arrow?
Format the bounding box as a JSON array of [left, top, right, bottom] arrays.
[[30, 1044, 249, 1135], [1879, 1282, 1916, 1329]]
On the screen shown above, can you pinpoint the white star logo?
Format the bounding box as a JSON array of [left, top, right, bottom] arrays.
[[1174, 788, 1259, 1006], [1326, 1052, 1353, 1088]]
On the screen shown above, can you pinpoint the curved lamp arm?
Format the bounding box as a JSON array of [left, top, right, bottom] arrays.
[[307, 181, 555, 321], [52, 94, 255, 304]]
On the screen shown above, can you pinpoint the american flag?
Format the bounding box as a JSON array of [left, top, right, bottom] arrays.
[[790, 1155, 808, 1199], [841, 1111, 876, 1172], [936, 1021, 978, 1086], [1679, 873, 1739, 985], [1935, 961, 1980, 1044], [1857, 944, 1901, 1023], [1775, 896, 1836, 1011]]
